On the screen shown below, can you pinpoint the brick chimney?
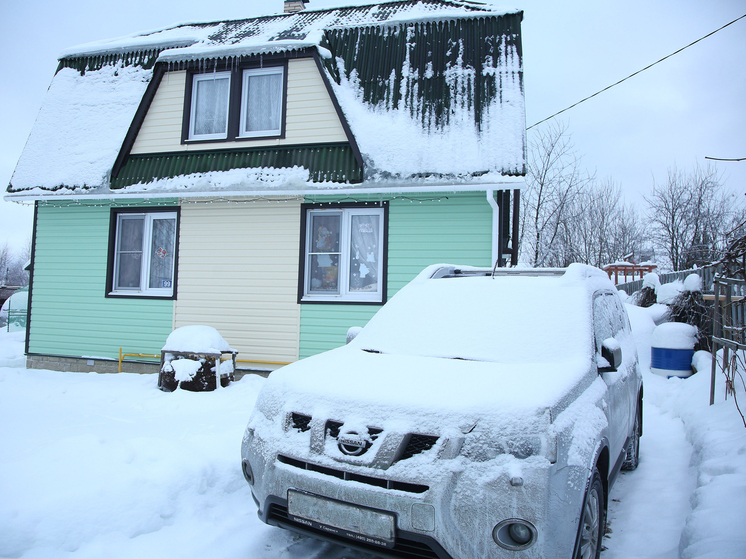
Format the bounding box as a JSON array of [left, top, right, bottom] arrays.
[[284, 0, 308, 14]]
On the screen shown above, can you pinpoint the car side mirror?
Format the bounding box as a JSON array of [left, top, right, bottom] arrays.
[[346, 326, 363, 345], [598, 338, 622, 372]]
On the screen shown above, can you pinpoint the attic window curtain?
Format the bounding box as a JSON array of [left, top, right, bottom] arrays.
[[242, 69, 283, 134], [194, 74, 230, 136]]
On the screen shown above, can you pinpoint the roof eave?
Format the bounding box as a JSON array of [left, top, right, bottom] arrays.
[[3, 176, 526, 203]]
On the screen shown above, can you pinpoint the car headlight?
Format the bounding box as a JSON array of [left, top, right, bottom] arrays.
[[462, 434, 556, 463]]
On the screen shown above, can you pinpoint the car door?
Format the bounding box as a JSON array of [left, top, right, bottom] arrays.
[[592, 291, 631, 459], [611, 294, 639, 428]]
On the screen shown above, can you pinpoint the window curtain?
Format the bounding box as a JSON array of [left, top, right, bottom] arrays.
[[116, 216, 144, 289], [309, 214, 341, 293], [194, 76, 230, 136], [349, 215, 379, 292], [149, 218, 176, 289], [245, 72, 282, 132]]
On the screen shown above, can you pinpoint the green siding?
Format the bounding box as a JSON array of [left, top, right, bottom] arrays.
[[299, 192, 493, 358], [28, 201, 175, 361]]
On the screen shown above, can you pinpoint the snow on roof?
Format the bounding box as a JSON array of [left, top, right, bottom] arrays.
[[328, 31, 524, 179], [9, 64, 153, 193], [58, 25, 215, 59], [60, 1, 510, 62]]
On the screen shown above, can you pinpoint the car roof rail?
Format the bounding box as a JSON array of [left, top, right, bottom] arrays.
[[429, 266, 566, 279], [491, 269, 566, 278], [429, 266, 492, 279]]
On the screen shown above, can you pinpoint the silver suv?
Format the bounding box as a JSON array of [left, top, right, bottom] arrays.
[[241, 264, 642, 559]]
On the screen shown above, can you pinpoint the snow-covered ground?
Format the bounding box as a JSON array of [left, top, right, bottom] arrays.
[[1, 304, 745, 559]]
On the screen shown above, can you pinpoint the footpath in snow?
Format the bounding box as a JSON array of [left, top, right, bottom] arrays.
[[1, 302, 746, 558]]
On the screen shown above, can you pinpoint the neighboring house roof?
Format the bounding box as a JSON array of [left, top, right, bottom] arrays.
[[6, 0, 525, 200]]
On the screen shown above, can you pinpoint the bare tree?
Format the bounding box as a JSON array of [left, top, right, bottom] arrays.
[[610, 203, 647, 264], [519, 121, 594, 266], [0, 240, 31, 287], [0, 243, 11, 285], [646, 164, 742, 270], [568, 180, 620, 267], [557, 180, 646, 268]]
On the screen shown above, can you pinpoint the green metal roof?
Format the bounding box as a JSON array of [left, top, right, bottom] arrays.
[[320, 12, 523, 135], [111, 144, 362, 189]]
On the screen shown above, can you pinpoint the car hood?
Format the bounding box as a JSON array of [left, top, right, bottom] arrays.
[[255, 345, 594, 433]]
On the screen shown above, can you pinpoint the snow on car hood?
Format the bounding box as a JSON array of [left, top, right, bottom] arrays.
[[256, 345, 594, 434]]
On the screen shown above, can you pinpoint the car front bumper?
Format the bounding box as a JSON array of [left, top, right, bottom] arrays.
[[242, 431, 588, 559]]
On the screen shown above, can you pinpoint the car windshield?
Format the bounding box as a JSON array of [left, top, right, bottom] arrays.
[[350, 275, 592, 365]]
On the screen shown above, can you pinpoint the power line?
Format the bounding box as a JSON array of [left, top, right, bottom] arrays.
[[527, 12, 746, 130], [705, 157, 746, 162]]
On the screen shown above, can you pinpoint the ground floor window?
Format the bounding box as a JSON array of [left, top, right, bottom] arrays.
[[300, 203, 387, 303], [107, 208, 179, 298]]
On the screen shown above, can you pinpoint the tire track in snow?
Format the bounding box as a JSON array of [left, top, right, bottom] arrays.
[[603, 400, 696, 559]]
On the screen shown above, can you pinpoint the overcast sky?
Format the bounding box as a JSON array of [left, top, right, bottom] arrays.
[[1, 0, 744, 253]]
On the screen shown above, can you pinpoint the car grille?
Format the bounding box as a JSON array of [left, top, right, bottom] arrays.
[[291, 412, 312, 432], [267, 503, 448, 559], [290, 414, 439, 463], [277, 455, 429, 494]]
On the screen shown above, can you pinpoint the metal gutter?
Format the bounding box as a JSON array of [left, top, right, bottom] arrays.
[[486, 189, 500, 268]]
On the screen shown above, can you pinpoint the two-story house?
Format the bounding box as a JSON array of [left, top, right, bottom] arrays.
[[5, 0, 525, 374]]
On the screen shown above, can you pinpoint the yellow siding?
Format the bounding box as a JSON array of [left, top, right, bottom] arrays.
[[174, 201, 302, 364], [131, 58, 347, 154]]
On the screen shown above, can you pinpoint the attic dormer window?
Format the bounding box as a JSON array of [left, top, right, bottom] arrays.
[[239, 67, 284, 138], [184, 62, 287, 143], [190, 72, 231, 140]]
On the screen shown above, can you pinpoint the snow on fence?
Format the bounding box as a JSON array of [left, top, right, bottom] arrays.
[[616, 265, 718, 296]]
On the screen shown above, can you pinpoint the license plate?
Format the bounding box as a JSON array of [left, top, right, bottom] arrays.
[[287, 490, 396, 548]]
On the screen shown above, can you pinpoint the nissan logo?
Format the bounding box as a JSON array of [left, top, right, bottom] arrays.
[[338, 432, 369, 456]]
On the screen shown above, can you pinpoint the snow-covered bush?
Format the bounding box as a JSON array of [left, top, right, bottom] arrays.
[[668, 273, 711, 352], [632, 272, 660, 307]]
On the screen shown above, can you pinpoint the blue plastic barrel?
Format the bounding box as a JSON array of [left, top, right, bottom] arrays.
[[651, 347, 695, 375], [650, 322, 697, 378]]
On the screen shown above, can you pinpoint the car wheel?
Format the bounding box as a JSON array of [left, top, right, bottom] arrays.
[[622, 408, 640, 471], [574, 468, 605, 559]]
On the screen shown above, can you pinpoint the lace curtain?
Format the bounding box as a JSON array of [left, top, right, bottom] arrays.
[[244, 72, 283, 133]]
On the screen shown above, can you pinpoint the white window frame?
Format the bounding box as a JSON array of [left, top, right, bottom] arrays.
[[189, 71, 231, 140], [302, 207, 385, 303], [238, 66, 285, 138], [111, 211, 177, 297]]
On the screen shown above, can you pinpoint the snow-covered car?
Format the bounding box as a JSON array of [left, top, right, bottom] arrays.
[[241, 264, 642, 559]]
